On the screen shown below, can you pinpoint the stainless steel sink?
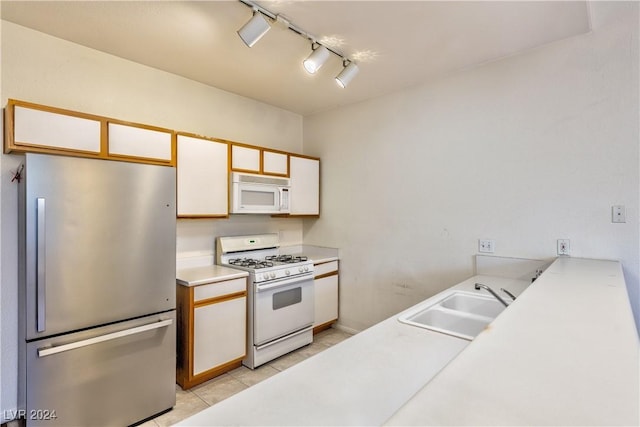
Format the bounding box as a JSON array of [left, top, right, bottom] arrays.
[[398, 291, 507, 340]]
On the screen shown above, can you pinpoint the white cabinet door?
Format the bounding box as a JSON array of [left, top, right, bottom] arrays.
[[231, 145, 260, 172], [263, 151, 288, 176], [177, 135, 228, 217], [289, 156, 320, 215], [14, 105, 101, 153], [314, 274, 338, 327], [108, 123, 172, 162], [193, 296, 246, 376]]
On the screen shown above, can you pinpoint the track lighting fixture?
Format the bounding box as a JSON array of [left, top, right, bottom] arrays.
[[335, 60, 359, 88], [237, 9, 271, 48], [303, 44, 330, 74], [237, 0, 360, 87]]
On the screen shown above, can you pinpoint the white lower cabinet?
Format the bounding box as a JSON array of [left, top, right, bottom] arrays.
[[177, 278, 247, 389], [193, 297, 246, 375], [313, 260, 339, 333]]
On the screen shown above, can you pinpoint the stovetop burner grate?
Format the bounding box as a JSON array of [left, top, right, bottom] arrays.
[[265, 254, 309, 264], [228, 258, 275, 269]]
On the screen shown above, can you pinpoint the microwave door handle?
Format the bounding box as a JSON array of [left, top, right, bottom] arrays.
[[280, 188, 289, 211]]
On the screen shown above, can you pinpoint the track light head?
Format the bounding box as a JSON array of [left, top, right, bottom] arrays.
[[303, 44, 330, 74], [335, 61, 359, 88], [237, 10, 271, 47]]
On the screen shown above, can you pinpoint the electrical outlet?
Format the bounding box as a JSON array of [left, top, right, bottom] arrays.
[[557, 239, 570, 256], [612, 205, 626, 223], [478, 239, 495, 253]]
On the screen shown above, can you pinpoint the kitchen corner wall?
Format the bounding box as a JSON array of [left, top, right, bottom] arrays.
[[302, 2, 640, 334], [0, 21, 303, 419]]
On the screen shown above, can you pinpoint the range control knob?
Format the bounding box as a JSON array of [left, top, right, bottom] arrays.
[[285, 270, 291, 276], [303, 266, 309, 272], [298, 267, 304, 273], [270, 272, 276, 279]]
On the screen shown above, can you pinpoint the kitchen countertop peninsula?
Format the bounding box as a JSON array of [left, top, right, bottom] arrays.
[[387, 257, 639, 426], [176, 257, 638, 426], [176, 265, 249, 287]]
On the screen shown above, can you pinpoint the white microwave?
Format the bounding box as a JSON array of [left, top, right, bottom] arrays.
[[230, 172, 290, 214]]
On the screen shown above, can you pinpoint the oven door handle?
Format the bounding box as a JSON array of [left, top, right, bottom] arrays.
[[255, 274, 313, 292]]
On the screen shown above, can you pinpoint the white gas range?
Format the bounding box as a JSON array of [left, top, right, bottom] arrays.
[[216, 234, 314, 369]]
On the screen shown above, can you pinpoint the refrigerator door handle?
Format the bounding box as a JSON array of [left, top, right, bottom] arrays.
[[36, 197, 46, 332], [37, 319, 174, 358]]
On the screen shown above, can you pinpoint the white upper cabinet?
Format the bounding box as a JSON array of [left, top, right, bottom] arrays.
[[262, 151, 288, 176], [289, 155, 320, 216], [12, 105, 101, 154], [108, 122, 173, 162], [177, 134, 229, 217], [231, 145, 260, 173]]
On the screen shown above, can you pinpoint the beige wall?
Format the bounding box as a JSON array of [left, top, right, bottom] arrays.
[[303, 3, 640, 332], [0, 21, 303, 418]]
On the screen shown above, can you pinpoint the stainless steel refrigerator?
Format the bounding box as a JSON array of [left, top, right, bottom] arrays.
[[17, 153, 177, 426]]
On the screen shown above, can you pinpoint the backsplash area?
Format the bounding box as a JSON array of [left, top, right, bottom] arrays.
[[176, 216, 304, 269]]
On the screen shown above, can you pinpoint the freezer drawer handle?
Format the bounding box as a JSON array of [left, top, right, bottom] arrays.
[[36, 198, 46, 332], [37, 319, 173, 358]]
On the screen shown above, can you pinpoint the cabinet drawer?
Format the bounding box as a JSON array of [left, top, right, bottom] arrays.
[[314, 261, 338, 277], [194, 278, 247, 302]]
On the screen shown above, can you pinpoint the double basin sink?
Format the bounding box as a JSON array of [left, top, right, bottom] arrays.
[[398, 290, 507, 341]]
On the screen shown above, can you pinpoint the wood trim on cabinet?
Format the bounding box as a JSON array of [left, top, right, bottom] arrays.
[[106, 118, 176, 166], [261, 148, 289, 177], [4, 104, 15, 154], [313, 321, 336, 335], [5, 99, 178, 166], [176, 282, 248, 390], [176, 285, 193, 389], [193, 290, 247, 308], [179, 357, 244, 390], [314, 271, 339, 280]]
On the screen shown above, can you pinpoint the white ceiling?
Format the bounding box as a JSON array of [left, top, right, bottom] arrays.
[[1, 1, 591, 116]]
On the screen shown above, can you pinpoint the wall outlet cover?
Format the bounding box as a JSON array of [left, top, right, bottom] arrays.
[[478, 239, 495, 253], [557, 239, 570, 256]]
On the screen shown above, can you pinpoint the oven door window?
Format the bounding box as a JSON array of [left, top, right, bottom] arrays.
[[272, 287, 302, 310], [241, 189, 276, 207]]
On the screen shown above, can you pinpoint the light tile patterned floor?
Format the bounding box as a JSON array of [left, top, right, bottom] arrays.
[[141, 327, 353, 427]]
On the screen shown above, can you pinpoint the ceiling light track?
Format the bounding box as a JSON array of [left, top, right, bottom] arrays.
[[237, 0, 359, 87]]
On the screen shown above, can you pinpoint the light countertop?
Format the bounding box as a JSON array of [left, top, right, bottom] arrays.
[[280, 244, 339, 264], [386, 257, 639, 426], [176, 265, 249, 287], [176, 257, 638, 426], [176, 275, 528, 426]]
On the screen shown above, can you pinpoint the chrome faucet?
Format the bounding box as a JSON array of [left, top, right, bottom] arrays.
[[474, 283, 509, 307], [500, 288, 517, 301]]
